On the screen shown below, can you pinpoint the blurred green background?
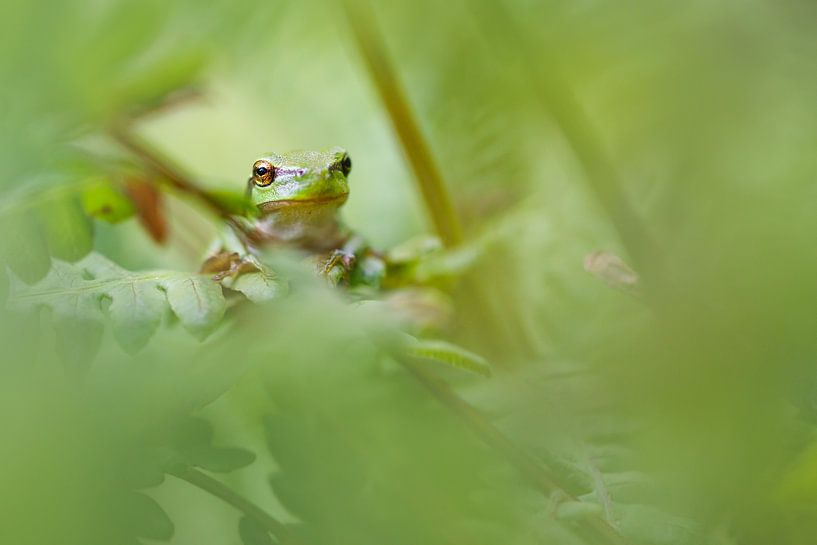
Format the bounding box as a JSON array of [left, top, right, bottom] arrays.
[[2, 0, 817, 544]]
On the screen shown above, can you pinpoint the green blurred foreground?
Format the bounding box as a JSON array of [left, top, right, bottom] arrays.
[[3, 1, 817, 544]]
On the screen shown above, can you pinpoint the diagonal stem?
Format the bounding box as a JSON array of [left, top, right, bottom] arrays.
[[398, 356, 630, 545], [172, 467, 307, 545], [110, 126, 230, 219], [464, 2, 662, 283], [110, 125, 255, 245], [339, 0, 463, 248]]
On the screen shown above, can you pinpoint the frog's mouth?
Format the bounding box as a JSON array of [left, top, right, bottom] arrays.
[[257, 193, 348, 213]]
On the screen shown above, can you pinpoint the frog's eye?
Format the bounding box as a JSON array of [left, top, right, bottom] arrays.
[[340, 155, 352, 176], [252, 160, 275, 187]]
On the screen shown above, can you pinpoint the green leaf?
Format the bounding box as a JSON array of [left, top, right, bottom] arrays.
[[0, 209, 51, 284], [122, 449, 167, 490], [162, 275, 226, 340], [239, 516, 275, 545], [173, 417, 214, 447], [403, 336, 492, 377], [6, 252, 226, 356], [556, 500, 604, 521], [616, 504, 699, 545], [37, 196, 93, 262], [81, 178, 136, 223], [121, 492, 174, 541], [223, 270, 284, 303], [185, 446, 256, 473]]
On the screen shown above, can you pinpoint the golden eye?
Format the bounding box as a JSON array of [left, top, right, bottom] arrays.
[[253, 160, 275, 186]]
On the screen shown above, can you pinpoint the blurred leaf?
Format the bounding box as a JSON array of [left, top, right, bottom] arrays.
[[222, 270, 284, 303], [122, 449, 167, 490], [615, 504, 699, 545], [555, 500, 604, 521], [185, 445, 256, 473], [239, 516, 275, 545], [404, 336, 492, 377], [116, 49, 208, 120], [121, 492, 174, 542], [81, 178, 136, 223], [37, 196, 93, 262], [125, 177, 167, 244], [7, 252, 226, 356], [169, 417, 255, 473], [173, 417, 214, 447], [0, 209, 51, 284]]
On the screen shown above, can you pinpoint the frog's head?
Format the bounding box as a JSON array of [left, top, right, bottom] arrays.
[[248, 147, 351, 215]]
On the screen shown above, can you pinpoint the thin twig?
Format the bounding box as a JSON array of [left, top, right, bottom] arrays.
[[110, 126, 228, 218], [110, 125, 255, 244], [339, 0, 463, 247], [172, 467, 306, 545], [340, 0, 534, 362], [399, 356, 630, 545]]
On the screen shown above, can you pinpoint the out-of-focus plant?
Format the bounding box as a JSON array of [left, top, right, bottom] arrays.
[[3, 1, 817, 545]]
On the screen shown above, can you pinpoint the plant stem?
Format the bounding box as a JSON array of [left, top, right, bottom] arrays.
[[110, 125, 255, 243], [465, 3, 662, 282], [339, 0, 463, 248], [172, 466, 306, 545], [110, 126, 226, 218], [399, 356, 630, 545]]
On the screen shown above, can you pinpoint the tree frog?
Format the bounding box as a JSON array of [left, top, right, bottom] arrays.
[[201, 148, 385, 287]]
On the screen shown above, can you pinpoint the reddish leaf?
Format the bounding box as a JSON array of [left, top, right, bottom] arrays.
[[125, 177, 168, 244]]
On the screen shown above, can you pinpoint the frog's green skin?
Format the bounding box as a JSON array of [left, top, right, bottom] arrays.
[[203, 148, 384, 287]]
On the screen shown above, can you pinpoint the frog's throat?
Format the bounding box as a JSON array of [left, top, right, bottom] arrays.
[[257, 193, 348, 214], [254, 196, 348, 252]]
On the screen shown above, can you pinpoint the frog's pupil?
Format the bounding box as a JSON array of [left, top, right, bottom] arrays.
[[256, 167, 268, 176]]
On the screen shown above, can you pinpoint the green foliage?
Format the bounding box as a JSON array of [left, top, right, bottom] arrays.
[[81, 178, 137, 224], [403, 336, 492, 377], [120, 492, 175, 542], [238, 517, 275, 545], [2, 1, 817, 545], [0, 181, 93, 283], [169, 417, 256, 473], [5, 252, 277, 361]]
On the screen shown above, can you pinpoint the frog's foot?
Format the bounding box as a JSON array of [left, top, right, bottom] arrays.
[[200, 251, 261, 281], [320, 249, 357, 286]]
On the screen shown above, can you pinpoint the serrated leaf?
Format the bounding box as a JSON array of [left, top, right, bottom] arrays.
[[6, 252, 226, 357], [81, 178, 136, 223], [162, 275, 225, 340], [121, 492, 174, 541], [185, 445, 256, 473], [223, 270, 283, 303], [239, 516, 275, 545], [403, 336, 492, 377]]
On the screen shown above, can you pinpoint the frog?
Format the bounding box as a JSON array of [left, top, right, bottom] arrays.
[[199, 147, 489, 374], [201, 147, 385, 288]]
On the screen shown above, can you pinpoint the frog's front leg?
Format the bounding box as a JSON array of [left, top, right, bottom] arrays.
[[319, 236, 385, 288], [320, 236, 362, 286]]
